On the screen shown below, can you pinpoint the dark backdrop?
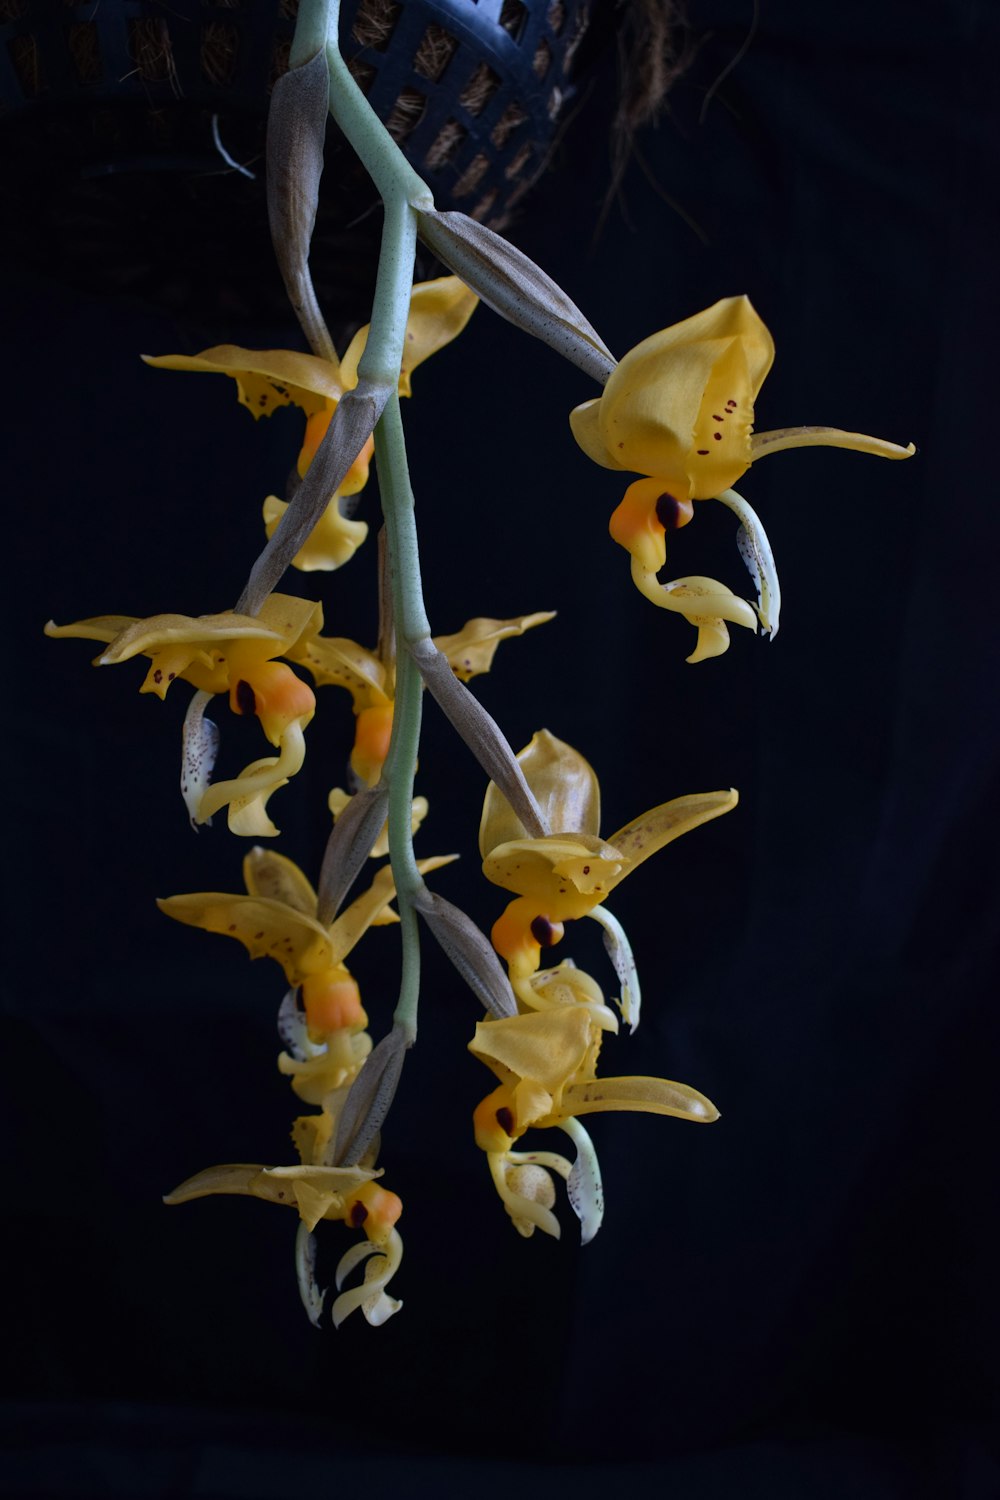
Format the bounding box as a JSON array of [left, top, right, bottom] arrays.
[[5, 1, 999, 1496]]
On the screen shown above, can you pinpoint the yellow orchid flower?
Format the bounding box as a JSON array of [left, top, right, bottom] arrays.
[[481, 730, 737, 1021], [164, 1163, 405, 1328], [144, 276, 478, 572], [469, 996, 719, 1242], [158, 844, 456, 1078], [45, 594, 320, 833], [291, 611, 555, 790], [570, 295, 914, 650]]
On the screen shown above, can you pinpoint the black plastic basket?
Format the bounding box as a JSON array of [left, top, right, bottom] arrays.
[[0, 0, 598, 321]]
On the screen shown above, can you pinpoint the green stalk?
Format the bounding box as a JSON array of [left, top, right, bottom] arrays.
[[373, 393, 431, 1040]]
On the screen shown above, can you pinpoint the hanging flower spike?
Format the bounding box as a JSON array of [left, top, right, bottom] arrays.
[[570, 296, 914, 655], [144, 276, 478, 572], [480, 730, 737, 1023], [291, 610, 555, 791], [45, 594, 320, 834], [470, 997, 719, 1243]]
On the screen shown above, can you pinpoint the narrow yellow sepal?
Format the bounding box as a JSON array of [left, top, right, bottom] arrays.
[[433, 611, 555, 683], [560, 1075, 719, 1122], [607, 789, 739, 871]]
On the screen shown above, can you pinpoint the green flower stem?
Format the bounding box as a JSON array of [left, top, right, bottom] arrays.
[[381, 643, 423, 1043], [289, 0, 334, 67], [374, 394, 430, 1042], [320, 3, 433, 212]]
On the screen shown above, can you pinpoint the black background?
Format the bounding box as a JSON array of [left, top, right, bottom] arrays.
[[5, 1, 999, 1495]]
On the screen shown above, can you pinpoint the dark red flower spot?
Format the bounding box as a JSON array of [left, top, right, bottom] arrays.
[[530, 916, 558, 946], [655, 492, 686, 529]]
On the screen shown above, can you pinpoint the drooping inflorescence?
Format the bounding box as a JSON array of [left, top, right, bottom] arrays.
[[45, 0, 914, 1327]]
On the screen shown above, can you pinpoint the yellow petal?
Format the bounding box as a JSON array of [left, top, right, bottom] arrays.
[[157, 889, 334, 985], [433, 611, 555, 683], [262, 495, 368, 572], [569, 396, 630, 471], [483, 833, 621, 913], [288, 632, 388, 706], [340, 276, 479, 397], [291, 1179, 343, 1232], [292, 1110, 335, 1166], [255, 592, 325, 653], [582, 297, 774, 498], [559, 1075, 720, 1123], [512, 1078, 556, 1128], [242, 846, 318, 915], [163, 1161, 375, 1209], [479, 729, 601, 857], [143, 345, 343, 417], [606, 788, 738, 873], [97, 611, 283, 666], [469, 1006, 595, 1093]]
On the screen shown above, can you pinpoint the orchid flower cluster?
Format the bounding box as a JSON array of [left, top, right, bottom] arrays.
[[45, 0, 913, 1327]]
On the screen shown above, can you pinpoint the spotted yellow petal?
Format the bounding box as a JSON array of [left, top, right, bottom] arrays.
[[96, 611, 282, 666], [242, 846, 318, 916], [143, 345, 344, 417], [289, 633, 388, 706], [606, 789, 738, 874], [573, 297, 774, 499], [157, 889, 334, 984], [483, 833, 622, 911]]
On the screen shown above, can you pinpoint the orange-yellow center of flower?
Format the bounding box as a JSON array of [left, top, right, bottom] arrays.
[[473, 1085, 518, 1152], [609, 476, 694, 574], [229, 660, 316, 745], [343, 1181, 403, 1243], [300, 972, 367, 1034], [350, 703, 394, 787], [491, 901, 564, 977]]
